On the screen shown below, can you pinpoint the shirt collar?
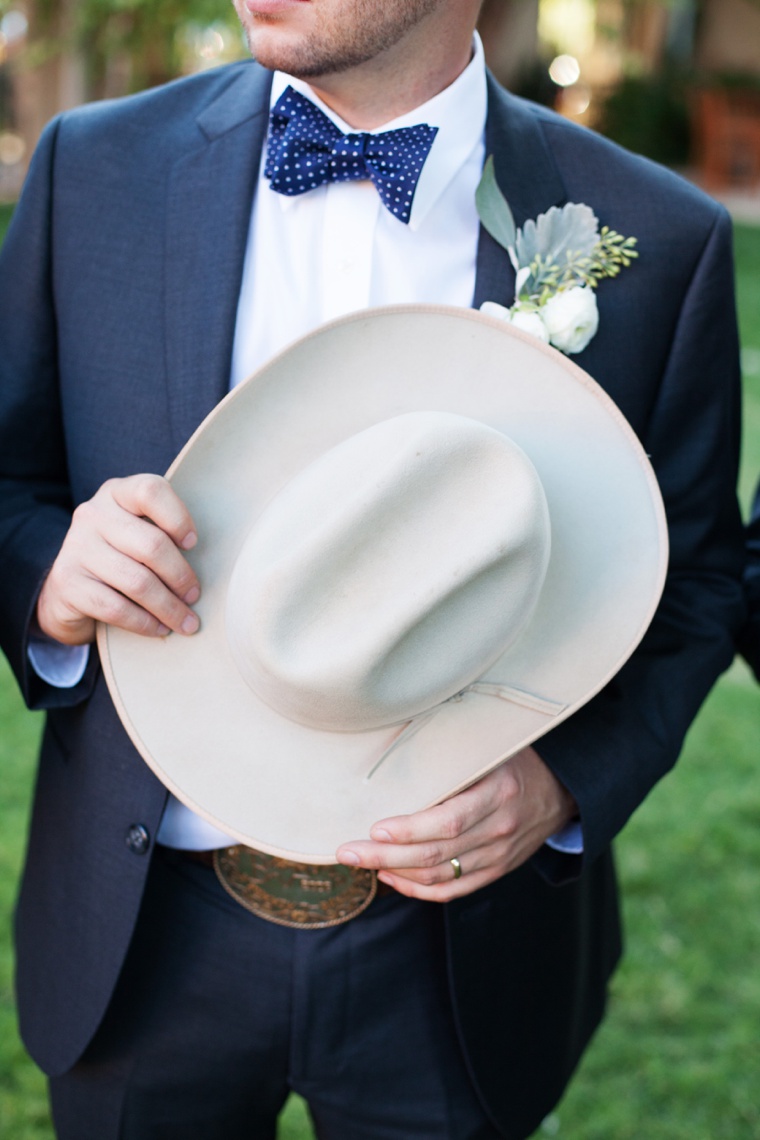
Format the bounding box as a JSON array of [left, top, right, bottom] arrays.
[[269, 32, 487, 231]]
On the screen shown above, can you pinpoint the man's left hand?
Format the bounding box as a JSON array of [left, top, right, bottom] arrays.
[[336, 746, 577, 901]]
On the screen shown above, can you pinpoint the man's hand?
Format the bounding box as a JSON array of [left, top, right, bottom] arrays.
[[36, 474, 201, 646], [336, 746, 577, 901]]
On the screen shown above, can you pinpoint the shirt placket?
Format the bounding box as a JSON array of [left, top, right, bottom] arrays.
[[320, 178, 378, 323]]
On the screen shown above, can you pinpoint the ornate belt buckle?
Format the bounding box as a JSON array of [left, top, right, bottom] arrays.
[[213, 846, 377, 929]]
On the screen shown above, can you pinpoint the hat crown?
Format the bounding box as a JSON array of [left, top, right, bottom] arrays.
[[226, 411, 551, 732]]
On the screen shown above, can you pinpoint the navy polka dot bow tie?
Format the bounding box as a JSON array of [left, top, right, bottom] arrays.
[[265, 86, 438, 225]]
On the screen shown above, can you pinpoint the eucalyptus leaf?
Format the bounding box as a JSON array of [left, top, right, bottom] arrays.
[[515, 203, 599, 271], [475, 156, 516, 253]]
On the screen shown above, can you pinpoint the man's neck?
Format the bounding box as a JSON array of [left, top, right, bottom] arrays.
[[307, 55, 471, 129]]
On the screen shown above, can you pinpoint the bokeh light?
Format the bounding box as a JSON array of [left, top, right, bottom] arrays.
[[549, 54, 581, 88]]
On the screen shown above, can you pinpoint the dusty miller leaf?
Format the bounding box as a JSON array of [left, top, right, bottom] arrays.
[[515, 203, 599, 271], [475, 156, 516, 253]]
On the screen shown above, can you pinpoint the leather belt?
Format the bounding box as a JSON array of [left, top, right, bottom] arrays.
[[175, 846, 392, 928], [180, 849, 216, 869]]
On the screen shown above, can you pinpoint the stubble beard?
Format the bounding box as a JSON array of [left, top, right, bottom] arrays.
[[240, 0, 442, 80]]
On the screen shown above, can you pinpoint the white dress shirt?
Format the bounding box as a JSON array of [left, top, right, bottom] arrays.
[[31, 33, 582, 855]]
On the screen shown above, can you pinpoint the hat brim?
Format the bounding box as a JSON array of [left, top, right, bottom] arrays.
[[98, 306, 667, 861]]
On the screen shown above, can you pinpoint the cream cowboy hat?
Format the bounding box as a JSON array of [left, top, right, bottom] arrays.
[[98, 306, 668, 862]]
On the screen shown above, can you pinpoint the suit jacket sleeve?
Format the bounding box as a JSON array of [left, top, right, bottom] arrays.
[[536, 207, 745, 882], [739, 479, 760, 678], [0, 118, 99, 710]]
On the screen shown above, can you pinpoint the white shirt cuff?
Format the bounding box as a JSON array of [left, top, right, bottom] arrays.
[[28, 635, 89, 688], [156, 795, 237, 849], [545, 820, 584, 855]]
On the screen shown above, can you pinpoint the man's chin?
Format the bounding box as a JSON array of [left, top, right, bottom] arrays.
[[246, 34, 356, 82], [245, 33, 297, 74]]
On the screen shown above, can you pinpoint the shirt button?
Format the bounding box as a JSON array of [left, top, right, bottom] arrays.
[[125, 823, 151, 856]]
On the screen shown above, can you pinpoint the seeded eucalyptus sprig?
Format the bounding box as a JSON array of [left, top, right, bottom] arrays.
[[590, 227, 639, 278], [522, 231, 639, 303]]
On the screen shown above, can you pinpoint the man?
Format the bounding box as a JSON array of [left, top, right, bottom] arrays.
[[0, 1, 745, 1136], [741, 481, 760, 678]]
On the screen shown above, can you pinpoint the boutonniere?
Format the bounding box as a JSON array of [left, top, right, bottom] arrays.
[[475, 156, 638, 355]]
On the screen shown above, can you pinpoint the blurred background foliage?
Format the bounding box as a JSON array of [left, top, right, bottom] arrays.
[[2, 0, 760, 199], [31, 0, 243, 94], [0, 1, 760, 178], [599, 67, 692, 165]]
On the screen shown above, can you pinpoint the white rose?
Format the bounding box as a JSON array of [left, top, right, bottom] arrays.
[[480, 301, 550, 345], [479, 301, 511, 321], [541, 285, 599, 355], [507, 307, 550, 344]]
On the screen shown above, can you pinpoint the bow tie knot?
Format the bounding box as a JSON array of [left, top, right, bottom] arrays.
[[265, 86, 438, 225], [332, 132, 371, 159]]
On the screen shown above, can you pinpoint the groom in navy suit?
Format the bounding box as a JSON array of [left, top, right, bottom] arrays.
[[0, 1, 746, 1136], [741, 482, 760, 678]]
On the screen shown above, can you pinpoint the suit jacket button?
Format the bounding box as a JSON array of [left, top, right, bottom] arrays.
[[125, 823, 151, 855]]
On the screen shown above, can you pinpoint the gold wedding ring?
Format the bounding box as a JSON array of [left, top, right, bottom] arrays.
[[450, 856, 462, 880]]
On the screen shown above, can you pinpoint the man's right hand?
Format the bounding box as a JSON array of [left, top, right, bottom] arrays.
[[36, 474, 201, 646]]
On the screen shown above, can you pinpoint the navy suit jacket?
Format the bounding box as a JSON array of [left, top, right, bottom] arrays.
[[0, 62, 746, 1138]]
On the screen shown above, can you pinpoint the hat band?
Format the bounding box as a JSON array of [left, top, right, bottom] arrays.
[[366, 681, 567, 781]]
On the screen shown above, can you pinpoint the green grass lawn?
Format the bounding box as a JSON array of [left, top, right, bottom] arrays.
[[0, 206, 758, 1138], [0, 205, 13, 243]]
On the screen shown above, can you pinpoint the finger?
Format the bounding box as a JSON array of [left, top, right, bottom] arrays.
[[338, 838, 448, 872], [379, 856, 466, 889], [376, 839, 507, 889], [85, 544, 200, 635], [36, 554, 175, 644], [109, 474, 198, 550], [35, 475, 202, 645], [43, 533, 196, 640], [72, 478, 201, 619], [95, 511, 200, 608], [336, 814, 499, 874], [368, 775, 507, 847], [377, 862, 502, 903], [39, 523, 199, 644], [89, 481, 201, 602], [68, 575, 178, 638]]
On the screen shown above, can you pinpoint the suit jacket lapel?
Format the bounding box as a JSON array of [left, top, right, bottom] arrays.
[[165, 64, 273, 453], [474, 76, 567, 310]]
